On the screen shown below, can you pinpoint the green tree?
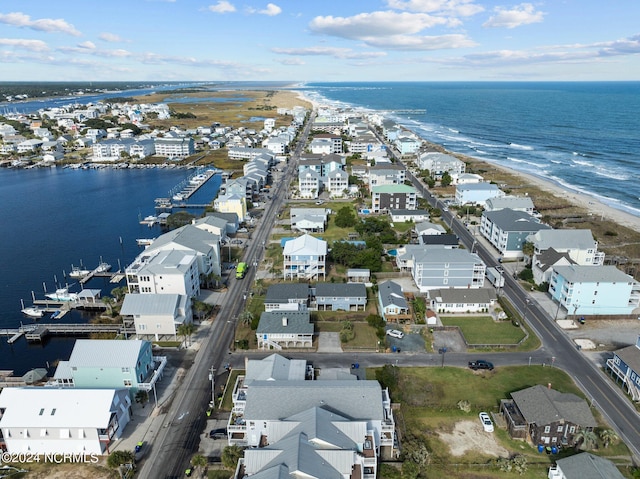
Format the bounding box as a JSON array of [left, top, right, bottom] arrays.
[[107, 450, 134, 469], [440, 171, 452, 187], [110, 286, 128, 302], [239, 311, 254, 327], [335, 206, 357, 228], [356, 248, 383, 272], [221, 445, 244, 470], [191, 453, 207, 473], [177, 322, 197, 347], [102, 296, 115, 316], [166, 211, 195, 229], [135, 390, 149, 408], [574, 428, 598, 450], [375, 364, 399, 392], [598, 428, 619, 448]]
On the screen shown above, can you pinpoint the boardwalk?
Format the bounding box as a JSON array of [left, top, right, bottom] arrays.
[[0, 323, 134, 343]]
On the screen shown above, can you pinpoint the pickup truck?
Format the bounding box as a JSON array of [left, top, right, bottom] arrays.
[[468, 360, 494, 371]]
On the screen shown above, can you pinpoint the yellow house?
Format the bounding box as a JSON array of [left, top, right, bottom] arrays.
[[214, 193, 247, 221]]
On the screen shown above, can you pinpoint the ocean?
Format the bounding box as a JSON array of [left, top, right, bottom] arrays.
[[301, 82, 640, 216], [0, 166, 221, 375]]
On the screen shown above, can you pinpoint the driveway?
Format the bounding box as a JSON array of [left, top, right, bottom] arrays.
[[317, 332, 342, 352], [432, 329, 467, 353]]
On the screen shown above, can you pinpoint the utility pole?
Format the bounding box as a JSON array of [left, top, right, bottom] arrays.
[[209, 365, 216, 405]]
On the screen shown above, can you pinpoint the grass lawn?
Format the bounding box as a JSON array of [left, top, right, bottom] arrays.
[[316, 321, 379, 350], [440, 316, 526, 345]]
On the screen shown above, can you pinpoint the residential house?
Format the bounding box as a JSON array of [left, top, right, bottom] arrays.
[[298, 169, 321, 199], [120, 293, 192, 340], [377, 280, 410, 321], [290, 208, 328, 233], [455, 183, 505, 206], [264, 284, 310, 312], [313, 133, 343, 154], [154, 136, 194, 158], [526, 229, 605, 266], [429, 288, 497, 314], [485, 196, 536, 215], [326, 169, 349, 197], [0, 388, 131, 455], [372, 184, 417, 213], [549, 265, 640, 316], [368, 164, 406, 189], [283, 234, 327, 281], [606, 335, 640, 401], [314, 283, 367, 311], [394, 134, 422, 156], [452, 173, 484, 185], [206, 212, 239, 234], [256, 311, 314, 349], [480, 209, 551, 259], [228, 147, 274, 161], [348, 269, 371, 284], [532, 248, 576, 286], [214, 192, 248, 222], [192, 215, 228, 241], [52, 339, 166, 404], [125, 249, 200, 297], [500, 385, 597, 447], [548, 452, 625, 479], [416, 152, 465, 178], [389, 209, 429, 223], [414, 221, 446, 236], [418, 233, 459, 248]]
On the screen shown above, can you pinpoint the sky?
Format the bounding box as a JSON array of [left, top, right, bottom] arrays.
[[1, 0, 639, 82]]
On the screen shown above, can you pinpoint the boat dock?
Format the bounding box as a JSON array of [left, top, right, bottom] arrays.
[[168, 168, 218, 202], [0, 323, 135, 343]]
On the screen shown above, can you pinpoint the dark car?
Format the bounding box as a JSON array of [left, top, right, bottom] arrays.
[[468, 360, 494, 371], [209, 428, 227, 439]]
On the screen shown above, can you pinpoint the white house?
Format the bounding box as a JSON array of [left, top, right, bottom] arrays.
[[485, 196, 535, 215], [256, 311, 313, 349], [429, 288, 497, 314], [125, 249, 200, 297], [298, 169, 321, 199], [326, 169, 349, 197], [0, 388, 131, 455], [415, 221, 446, 236], [120, 293, 192, 340], [417, 152, 465, 178], [526, 229, 605, 266], [283, 234, 327, 280], [455, 183, 505, 206]]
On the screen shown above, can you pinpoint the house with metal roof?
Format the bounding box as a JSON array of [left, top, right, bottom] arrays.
[[0, 388, 131, 455], [283, 234, 327, 281], [264, 284, 310, 312], [314, 283, 367, 311], [500, 385, 597, 447], [548, 452, 625, 479], [526, 229, 605, 266], [549, 265, 640, 316], [290, 208, 328, 233], [455, 182, 505, 206], [125, 249, 200, 297], [256, 311, 314, 349], [389, 209, 429, 223], [429, 288, 497, 314], [480, 208, 551, 259], [120, 293, 192, 340], [414, 221, 446, 237], [52, 339, 167, 405], [347, 268, 371, 284], [606, 336, 640, 402], [485, 195, 535, 215], [418, 233, 459, 248], [377, 280, 410, 321]]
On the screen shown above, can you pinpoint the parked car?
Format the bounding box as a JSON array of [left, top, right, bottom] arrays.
[[468, 360, 494, 371], [209, 428, 227, 439], [479, 412, 494, 432], [386, 329, 405, 339]]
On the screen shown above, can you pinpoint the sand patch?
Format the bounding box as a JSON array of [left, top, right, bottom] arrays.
[[438, 420, 509, 458], [574, 338, 597, 350]]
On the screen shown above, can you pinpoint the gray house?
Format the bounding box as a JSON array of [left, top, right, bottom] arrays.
[[264, 283, 310, 312], [377, 280, 410, 321], [480, 208, 550, 259], [256, 311, 314, 350], [548, 452, 625, 479], [314, 283, 367, 311]]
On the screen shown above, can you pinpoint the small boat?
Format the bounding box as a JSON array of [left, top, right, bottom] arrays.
[[21, 299, 43, 319], [50, 311, 61, 320], [96, 261, 111, 273], [45, 287, 79, 302], [69, 264, 91, 279]]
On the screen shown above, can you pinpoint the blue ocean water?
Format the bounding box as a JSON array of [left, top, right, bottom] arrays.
[[0, 167, 221, 375], [302, 82, 640, 216]]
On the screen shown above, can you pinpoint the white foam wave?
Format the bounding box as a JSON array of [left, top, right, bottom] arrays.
[[550, 160, 562, 164], [571, 159, 594, 167], [593, 170, 629, 181], [448, 128, 459, 133], [509, 142, 534, 150]]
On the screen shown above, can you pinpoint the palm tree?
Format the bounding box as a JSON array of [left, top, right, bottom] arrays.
[[102, 296, 115, 316], [239, 311, 254, 328], [598, 428, 619, 448], [191, 454, 207, 476], [573, 428, 598, 450], [177, 322, 197, 347]]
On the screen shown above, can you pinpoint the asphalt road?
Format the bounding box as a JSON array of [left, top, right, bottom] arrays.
[[140, 112, 316, 478]]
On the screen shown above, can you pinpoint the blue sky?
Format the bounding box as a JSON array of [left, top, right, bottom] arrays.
[[1, 1, 639, 81]]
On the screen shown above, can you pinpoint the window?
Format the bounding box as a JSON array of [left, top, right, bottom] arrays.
[[51, 408, 57, 416], [39, 408, 45, 416], [557, 426, 563, 432], [124, 379, 132, 387], [552, 437, 557, 443], [569, 426, 576, 434], [122, 367, 130, 373], [544, 426, 551, 433]]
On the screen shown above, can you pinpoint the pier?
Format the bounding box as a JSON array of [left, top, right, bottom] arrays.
[[166, 168, 219, 203], [0, 323, 136, 343]]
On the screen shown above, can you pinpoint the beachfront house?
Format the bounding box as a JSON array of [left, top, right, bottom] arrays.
[[549, 265, 640, 317], [377, 280, 410, 321], [500, 385, 596, 447], [52, 339, 167, 404], [372, 184, 417, 213], [314, 283, 367, 311], [455, 183, 505, 206], [120, 293, 192, 340], [548, 452, 626, 479], [429, 288, 497, 314], [283, 234, 327, 280], [368, 164, 406, 188], [452, 173, 484, 185], [256, 311, 314, 349], [532, 248, 576, 286], [416, 152, 465, 178], [0, 388, 131, 455], [485, 196, 536, 215], [480, 209, 551, 259], [526, 229, 605, 266], [605, 335, 640, 402], [264, 283, 310, 312]]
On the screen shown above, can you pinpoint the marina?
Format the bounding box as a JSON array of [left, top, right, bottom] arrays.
[[168, 168, 219, 202], [0, 323, 135, 344]]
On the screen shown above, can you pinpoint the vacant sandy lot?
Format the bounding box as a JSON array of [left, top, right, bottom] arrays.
[[438, 420, 509, 458], [15, 463, 117, 479]]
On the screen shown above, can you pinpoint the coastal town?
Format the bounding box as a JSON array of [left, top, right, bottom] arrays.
[[1, 88, 640, 479]]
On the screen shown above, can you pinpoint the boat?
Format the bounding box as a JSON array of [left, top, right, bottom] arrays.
[[50, 310, 61, 320], [136, 238, 155, 247], [45, 287, 79, 302], [139, 215, 158, 226], [69, 264, 91, 279], [20, 299, 43, 319], [96, 258, 111, 273]]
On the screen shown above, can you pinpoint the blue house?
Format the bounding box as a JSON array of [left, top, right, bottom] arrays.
[[455, 183, 505, 206], [314, 283, 367, 311], [606, 336, 640, 402], [480, 208, 550, 259], [53, 339, 167, 404]]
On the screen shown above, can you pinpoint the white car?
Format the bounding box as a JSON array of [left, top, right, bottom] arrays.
[[386, 329, 405, 339], [479, 412, 494, 432]]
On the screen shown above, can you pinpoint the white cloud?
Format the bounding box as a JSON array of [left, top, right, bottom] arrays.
[[272, 46, 387, 59], [0, 38, 49, 52], [77, 41, 96, 50], [99, 32, 125, 43], [386, 0, 484, 17], [259, 3, 282, 16], [274, 57, 305, 65], [483, 3, 544, 29], [364, 33, 476, 50], [309, 11, 447, 39], [208, 1, 236, 13], [0, 12, 81, 36]]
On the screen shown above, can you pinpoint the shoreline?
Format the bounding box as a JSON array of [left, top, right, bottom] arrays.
[[295, 90, 640, 234]]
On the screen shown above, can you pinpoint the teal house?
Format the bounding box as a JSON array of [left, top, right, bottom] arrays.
[[53, 339, 167, 404]]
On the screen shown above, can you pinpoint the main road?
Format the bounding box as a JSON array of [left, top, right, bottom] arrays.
[[140, 111, 316, 478]]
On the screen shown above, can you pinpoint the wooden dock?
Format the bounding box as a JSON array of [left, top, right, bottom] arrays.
[[21, 323, 136, 342]]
